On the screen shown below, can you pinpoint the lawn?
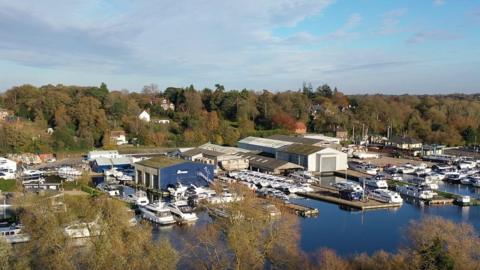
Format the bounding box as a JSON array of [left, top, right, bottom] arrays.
[[0, 180, 18, 192]]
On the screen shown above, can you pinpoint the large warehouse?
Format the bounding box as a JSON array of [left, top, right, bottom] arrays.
[[276, 144, 347, 174], [134, 157, 214, 190], [237, 136, 293, 156]]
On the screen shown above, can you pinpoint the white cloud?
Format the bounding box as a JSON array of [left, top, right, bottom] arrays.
[[377, 8, 407, 35]]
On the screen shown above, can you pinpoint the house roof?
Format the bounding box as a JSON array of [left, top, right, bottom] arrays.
[[278, 144, 324, 156], [268, 134, 322, 145], [135, 156, 184, 169], [236, 153, 303, 171], [390, 135, 421, 145]]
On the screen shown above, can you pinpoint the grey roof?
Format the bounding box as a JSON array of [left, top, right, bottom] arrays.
[[238, 136, 293, 149], [278, 144, 324, 156], [181, 148, 225, 158], [268, 134, 323, 145], [236, 153, 303, 171]]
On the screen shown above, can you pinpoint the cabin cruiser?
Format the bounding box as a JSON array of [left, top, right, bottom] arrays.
[[167, 183, 188, 199], [139, 202, 176, 225], [125, 190, 149, 206], [0, 170, 15, 180], [0, 223, 30, 243], [57, 166, 82, 178], [167, 201, 198, 224], [445, 173, 466, 183], [21, 169, 45, 184], [369, 189, 403, 204], [360, 175, 388, 189], [396, 185, 436, 200], [348, 161, 379, 175], [334, 181, 364, 192]]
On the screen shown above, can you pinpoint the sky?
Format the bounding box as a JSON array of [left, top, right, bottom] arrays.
[[0, 0, 479, 94]]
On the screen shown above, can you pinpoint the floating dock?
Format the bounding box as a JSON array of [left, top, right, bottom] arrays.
[[282, 202, 319, 217], [297, 186, 402, 211]]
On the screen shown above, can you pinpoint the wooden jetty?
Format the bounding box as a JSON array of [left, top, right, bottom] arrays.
[[298, 186, 402, 211], [282, 202, 319, 217]]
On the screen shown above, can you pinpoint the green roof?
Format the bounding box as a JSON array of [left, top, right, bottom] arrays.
[[135, 156, 184, 169], [279, 144, 324, 155]]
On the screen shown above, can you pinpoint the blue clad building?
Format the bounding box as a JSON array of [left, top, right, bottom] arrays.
[[134, 157, 214, 190]]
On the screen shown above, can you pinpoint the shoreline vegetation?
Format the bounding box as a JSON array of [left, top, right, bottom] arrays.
[[1, 184, 479, 270], [1, 83, 480, 155]]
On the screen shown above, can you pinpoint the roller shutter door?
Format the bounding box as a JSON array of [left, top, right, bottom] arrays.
[[321, 156, 336, 172]]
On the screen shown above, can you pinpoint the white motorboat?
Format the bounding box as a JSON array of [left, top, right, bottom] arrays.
[[168, 201, 198, 224], [57, 166, 82, 178], [360, 175, 388, 189], [369, 189, 403, 204], [125, 190, 149, 206], [139, 202, 176, 225], [396, 185, 435, 200], [0, 224, 30, 244]]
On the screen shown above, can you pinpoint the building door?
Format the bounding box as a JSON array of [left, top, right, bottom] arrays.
[[321, 156, 336, 172]]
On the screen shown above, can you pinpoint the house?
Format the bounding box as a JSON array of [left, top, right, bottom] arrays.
[[160, 98, 175, 111], [335, 127, 348, 141], [387, 135, 422, 150], [294, 121, 307, 134], [134, 157, 214, 190], [87, 150, 120, 161], [0, 109, 10, 121], [110, 130, 127, 145], [138, 110, 151, 122], [276, 144, 348, 174]]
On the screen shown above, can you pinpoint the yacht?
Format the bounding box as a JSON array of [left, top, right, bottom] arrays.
[[167, 201, 198, 224], [139, 202, 176, 225], [125, 190, 149, 206], [0, 224, 30, 244], [360, 175, 388, 189], [396, 185, 435, 200], [369, 189, 403, 204]]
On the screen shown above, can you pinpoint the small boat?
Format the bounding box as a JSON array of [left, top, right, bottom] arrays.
[[168, 201, 198, 224], [369, 189, 403, 204], [139, 202, 176, 225], [125, 190, 149, 206]]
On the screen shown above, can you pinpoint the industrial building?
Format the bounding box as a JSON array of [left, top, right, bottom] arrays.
[[237, 136, 293, 156], [276, 144, 347, 174], [87, 150, 121, 161], [91, 157, 134, 173], [236, 153, 303, 174], [134, 157, 214, 190], [180, 148, 249, 172]]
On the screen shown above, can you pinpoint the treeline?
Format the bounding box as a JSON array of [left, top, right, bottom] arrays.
[[1, 82, 480, 154], [1, 186, 479, 270]]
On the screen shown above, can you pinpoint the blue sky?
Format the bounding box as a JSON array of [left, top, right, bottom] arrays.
[[0, 0, 479, 94]]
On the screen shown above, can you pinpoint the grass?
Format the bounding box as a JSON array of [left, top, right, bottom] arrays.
[[0, 180, 18, 192]]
